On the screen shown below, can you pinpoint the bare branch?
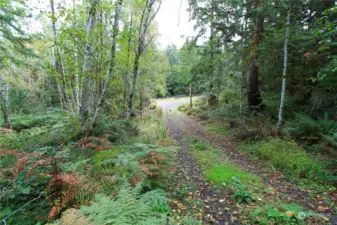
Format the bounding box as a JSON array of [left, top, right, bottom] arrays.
[[1, 194, 43, 224], [145, 0, 162, 31], [139, 0, 150, 36], [143, 34, 160, 52]]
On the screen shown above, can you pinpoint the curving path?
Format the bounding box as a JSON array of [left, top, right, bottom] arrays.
[[156, 97, 337, 225], [157, 97, 239, 224]]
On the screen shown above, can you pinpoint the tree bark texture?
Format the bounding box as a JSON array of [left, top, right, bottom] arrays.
[[122, 15, 133, 118], [246, 0, 264, 109], [0, 75, 10, 129], [93, 0, 123, 127], [80, 0, 99, 131], [126, 0, 162, 120], [50, 0, 72, 110], [277, 1, 291, 136]]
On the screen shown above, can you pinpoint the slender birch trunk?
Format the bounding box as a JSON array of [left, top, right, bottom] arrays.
[[50, 47, 65, 110], [277, 1, 291, 136], [122, 15, 133, 117], [93, 0, 123, 127], [96, 0, 103, 76], [50, 0, 70, 109], [74, 49, 80, 113], [126, 0, 162, 120], [236, 55, 242, 116], [0, 75, 10, 129], [126, 51, 140, 120], [80, 0, 99, 131], [72, 0, 80, 113]]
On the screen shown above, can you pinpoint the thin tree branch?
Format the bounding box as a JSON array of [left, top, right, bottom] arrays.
[[1, 194, 43, 224], [145, 0, 162, 33], [143, 34, 160, 52]]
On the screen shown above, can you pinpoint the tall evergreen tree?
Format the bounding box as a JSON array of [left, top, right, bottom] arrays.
[[0, 0, 33, 128]]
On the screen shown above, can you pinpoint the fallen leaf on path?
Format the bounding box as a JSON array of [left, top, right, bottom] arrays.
[[285, 211, 294, 217], [318, 206, 330, 212], [194, 212, 202, 218], [231, 217, 237, 222], [321, 215, 329, 221]]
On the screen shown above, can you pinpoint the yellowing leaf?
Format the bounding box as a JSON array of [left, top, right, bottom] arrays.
[[318, 206, 329, 212], [195, 212, 202, 218], [285, 211, 295, 217], [231, 217, 238, 222], [321, 215, 329, 221]]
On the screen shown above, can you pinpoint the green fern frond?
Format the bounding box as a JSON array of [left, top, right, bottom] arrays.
[[288, 113, 337, 142], [137, 216, 168, 225], [79, 182, 169, 225], [140, 189, 169, 205]]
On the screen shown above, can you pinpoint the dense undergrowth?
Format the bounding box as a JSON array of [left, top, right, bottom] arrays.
[[179, 96, 337, 186], [0, 106, 196, 225], [241, 139, 323, 180]]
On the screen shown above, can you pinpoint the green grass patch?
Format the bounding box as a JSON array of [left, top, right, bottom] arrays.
[[189, 139, 261, 187], [191, 138, 209, 151], [177, 103, 200, 116], [205, 164, 260, 186], [204, 122, 231, 136], [138, 107, 173, 146], [241, 139, 323, 179], [177, 103, 189, 112]]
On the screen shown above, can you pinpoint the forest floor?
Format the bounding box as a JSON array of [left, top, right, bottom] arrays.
[[156, 97, 337, 225]]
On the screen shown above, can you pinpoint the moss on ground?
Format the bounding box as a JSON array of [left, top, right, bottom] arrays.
[[189, 138, 261, 187], [241, 139, 323, 179], [204, 122, 231, 136], [205, 164, 260, 186]]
